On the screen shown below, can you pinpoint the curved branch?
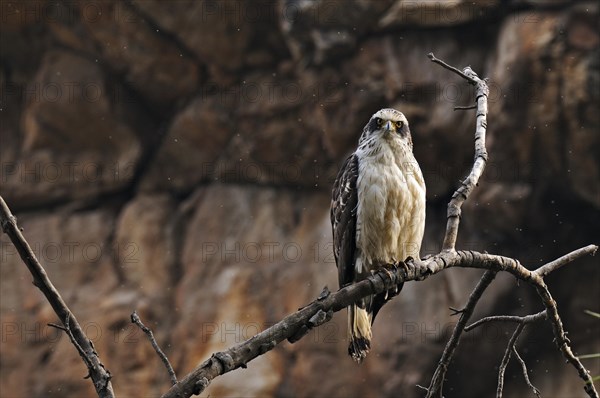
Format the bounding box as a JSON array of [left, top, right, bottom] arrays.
[[426, 270, 497, 398], [423, 54, 597, 397], [0, 196, 115, 398], [427, 53, 477, 84], [513, 347, 541, 398], [465, 311, 546, 332], [131, 310, 178, 385], [465, 311, 545, 398], [497, 323, 526, 398], [427, 53, 490, 251], [535, 244, 598, 277], [534, 279, 597, 397], [161, 247, 598, 398]]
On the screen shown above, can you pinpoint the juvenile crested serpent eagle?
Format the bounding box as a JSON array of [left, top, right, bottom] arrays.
[[330, 108, 426, 362]]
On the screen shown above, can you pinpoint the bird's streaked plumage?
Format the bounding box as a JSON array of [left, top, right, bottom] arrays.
[[331, 108, 426, 362]]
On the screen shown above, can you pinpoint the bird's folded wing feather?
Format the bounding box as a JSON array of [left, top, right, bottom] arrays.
[[330, 153, 359, 288]]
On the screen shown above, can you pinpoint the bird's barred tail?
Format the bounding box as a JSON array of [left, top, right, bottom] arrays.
[[348, 305, 372, 363]]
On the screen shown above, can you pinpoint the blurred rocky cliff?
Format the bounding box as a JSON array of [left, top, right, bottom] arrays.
[[1, 1, 599, 397]]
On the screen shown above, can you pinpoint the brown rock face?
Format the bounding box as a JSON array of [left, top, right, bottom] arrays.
[[1, 1, 598, 397], [2, 49, 141, 209], [78, 0, 201, 107]]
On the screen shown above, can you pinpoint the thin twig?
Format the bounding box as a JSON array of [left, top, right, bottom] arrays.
[[454, 105, 477, 111], [579, 354, 600, 360], [0, 195, 115, 398], [428, 53, 477, 84], [535, 245, 598, 278], [497, 324, 526, 398], [49, 315, 95, 372], [426, 270, 497, 398], [131, 310, 178, 385], [465, 311, 546, 332], [47, 322, 68, 332], [513, 347, 541, 398], [449, 306, 463, 316]]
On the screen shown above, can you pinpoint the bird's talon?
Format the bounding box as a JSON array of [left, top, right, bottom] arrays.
[[381, 267, 394, 281]]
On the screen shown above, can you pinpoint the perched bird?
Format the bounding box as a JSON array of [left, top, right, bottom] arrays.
[[330, 108, 426, 362]]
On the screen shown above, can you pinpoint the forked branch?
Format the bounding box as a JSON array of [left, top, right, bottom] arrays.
[[161, 247, 598, 398], [463, 311, 546, 398], [427, 53, 489, 251], [422, 54, 597, 398], [0, 196, 115, 398], [426, 270, 497, 396]]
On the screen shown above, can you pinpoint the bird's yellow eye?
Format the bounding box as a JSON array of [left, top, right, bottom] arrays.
[[395, 121, 404, 129], [376, 118, 383, 126]]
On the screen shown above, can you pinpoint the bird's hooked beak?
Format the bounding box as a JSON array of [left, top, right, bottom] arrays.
[[383, 120, 395, 136]]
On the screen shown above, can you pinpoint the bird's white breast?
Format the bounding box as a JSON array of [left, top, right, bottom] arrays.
[[354, 138, 426, 276]]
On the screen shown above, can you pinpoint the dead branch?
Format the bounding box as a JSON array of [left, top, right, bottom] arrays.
[[0, 195, 115, 398], [426, 270, 497, 397], [427, 53, 477, 84], [534, 245, 599, 277], [425, 53, 492, 398], [48, 314, 95, 371], [454, 104, 477, 111], [161, 247, 598, 398], [465, 311, 546, 332], [131, 310, 178, 385], [491, 311, 545, 398], [534, 276, 597, 397], [427, 54, 490, 251], [497, 323, 526, 398], [513, 347, 541, 398], [423, 54, 597, 398], [466, 312, 545, 398]]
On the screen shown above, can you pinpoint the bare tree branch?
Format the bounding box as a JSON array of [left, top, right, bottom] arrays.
[[423, 54, 597, 398], [427, 53, 490, 251], [497, 323, 526, 398], [424, 250, 598, 398], [454, 104, 477, 111], [425, 53, 492, 398], [160, 248, 598, 398], [462, 311, 545, 398], [465, 311, 546, 332], [535, 245, 598, 278], [0, 195, 115, 398], [131, 310, 178, 385], [48, 315, 95, 372], [426, 270, 497, 398], [513, 347, 541, 398], [427, 52, 477, 84], [533, 278, 597, 398]]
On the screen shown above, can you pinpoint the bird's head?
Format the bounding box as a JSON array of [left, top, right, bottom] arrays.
[[359, 108, 412, 148]]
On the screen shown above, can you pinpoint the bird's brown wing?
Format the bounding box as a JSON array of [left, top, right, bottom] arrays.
[[330, 153, 359, 288]]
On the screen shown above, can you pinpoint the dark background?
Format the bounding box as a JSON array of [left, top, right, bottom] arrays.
[[1, 1, 599, 397]]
